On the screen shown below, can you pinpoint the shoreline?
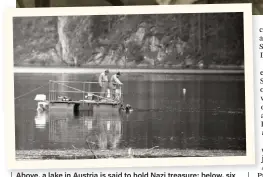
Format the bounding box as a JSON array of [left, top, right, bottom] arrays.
[[13, 67, 244, 74], [16, 149, 246, 160]]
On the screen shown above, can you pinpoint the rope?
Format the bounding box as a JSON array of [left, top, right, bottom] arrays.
[[15, 83, 49, 100]]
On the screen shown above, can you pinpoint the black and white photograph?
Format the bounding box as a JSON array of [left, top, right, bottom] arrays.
[[5, 4, 254, 169]]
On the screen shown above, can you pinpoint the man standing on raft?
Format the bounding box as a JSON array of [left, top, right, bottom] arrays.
[[110, 72, 123, 101], [98, 69, 110, 99]]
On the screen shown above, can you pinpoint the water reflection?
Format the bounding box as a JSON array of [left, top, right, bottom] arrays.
[[93, 111, 122, 150], [48, 109, 125, 150], [84, 119, 93, 130], [34, 111, 49, 130]]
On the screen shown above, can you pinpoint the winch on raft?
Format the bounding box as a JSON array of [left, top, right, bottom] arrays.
[[34, 80, 133, 114]]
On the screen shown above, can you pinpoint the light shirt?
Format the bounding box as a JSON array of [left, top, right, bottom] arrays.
[[110, 74, 122, 85], [98, 72, 108, 86]]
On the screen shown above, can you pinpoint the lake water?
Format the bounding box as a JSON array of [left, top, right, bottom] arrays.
[[14, 73, 246, 151]]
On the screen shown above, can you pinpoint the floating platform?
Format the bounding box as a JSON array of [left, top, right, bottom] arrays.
[[35, 80, 126, 114], [48, 99, 121, 113]]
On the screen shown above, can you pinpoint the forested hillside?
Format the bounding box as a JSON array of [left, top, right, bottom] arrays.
[[13, 13, 244, 68]]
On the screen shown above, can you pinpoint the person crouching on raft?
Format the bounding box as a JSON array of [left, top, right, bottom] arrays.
[[98, 69, 110, 99], [110, 72, 123, 100]]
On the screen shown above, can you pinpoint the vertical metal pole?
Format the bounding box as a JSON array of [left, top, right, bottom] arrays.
[[51, 80, 53, 101], [53, 81, 55, 101], [49, 80, 50, 102], [52, 81, 54, 101], [54, 81, 56, 101], [55, 83, 58, 100], [83, 82, 85, 106], [120, 85, 123, 104], [50, 81, 53, 101]]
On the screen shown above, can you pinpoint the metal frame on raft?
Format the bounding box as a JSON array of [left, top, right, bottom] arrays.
[[48, 80, 124, 112]]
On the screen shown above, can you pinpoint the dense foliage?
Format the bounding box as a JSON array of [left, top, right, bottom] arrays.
[[13, 13, 244, 68]]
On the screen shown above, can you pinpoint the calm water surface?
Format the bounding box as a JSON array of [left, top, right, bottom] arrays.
[[14, 73, 246, 151]]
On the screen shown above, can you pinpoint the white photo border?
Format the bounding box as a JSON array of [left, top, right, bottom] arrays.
[[4, 4, 255, 169]]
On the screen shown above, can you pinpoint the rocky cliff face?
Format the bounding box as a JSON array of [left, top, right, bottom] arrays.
[[13, 13, 244, 68]]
